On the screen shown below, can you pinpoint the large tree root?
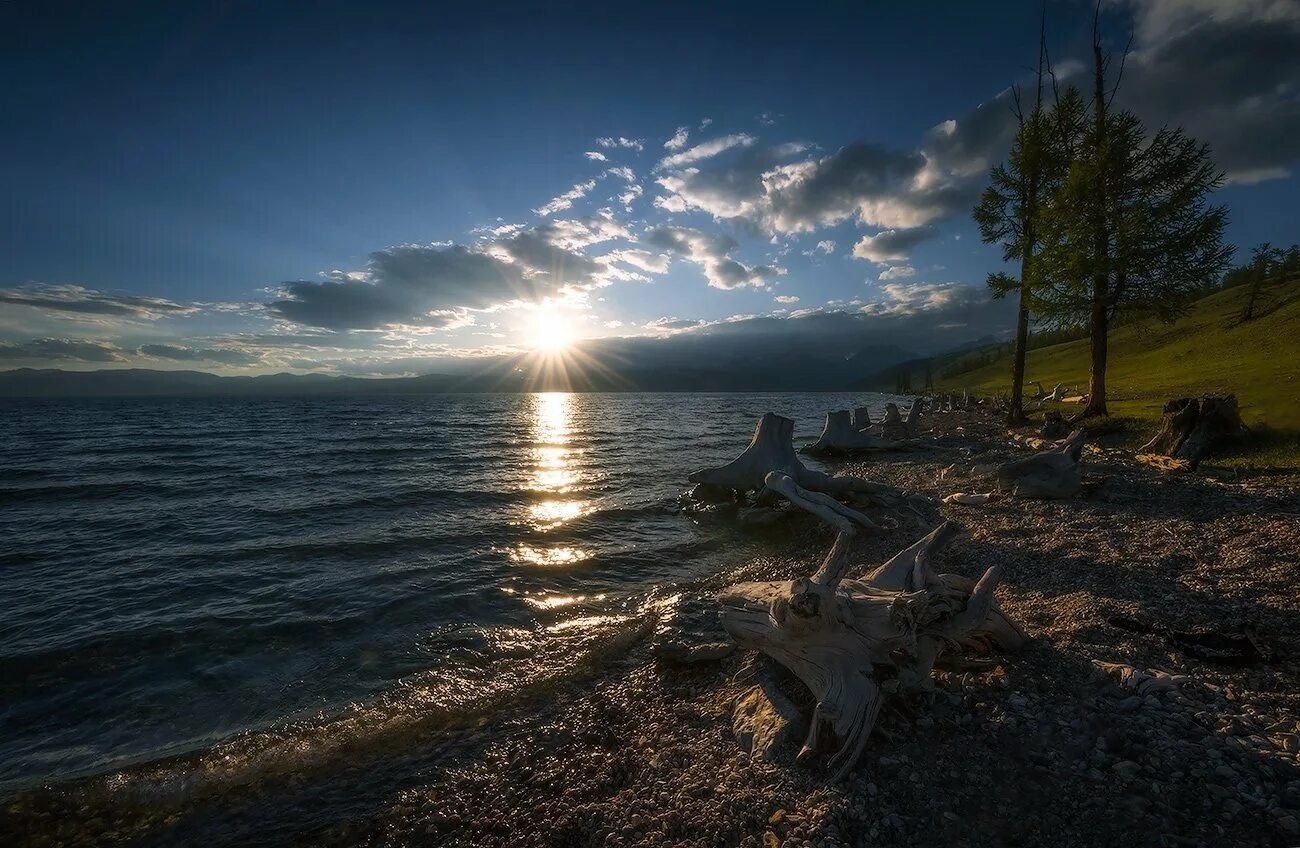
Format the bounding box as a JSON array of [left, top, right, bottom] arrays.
[[718, 521, 1026, 780], [1139, 396, 1245, 467], [688, 413, 929, 530]]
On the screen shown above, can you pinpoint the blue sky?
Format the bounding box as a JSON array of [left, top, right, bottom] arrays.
[[3, 0, 1298, 374]]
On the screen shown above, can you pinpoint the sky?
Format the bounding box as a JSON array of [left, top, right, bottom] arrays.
[[2, 0, 1299, 376]]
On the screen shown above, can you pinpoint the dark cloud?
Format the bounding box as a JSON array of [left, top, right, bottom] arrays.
[[0, 285, 198, 320], [644, 225, 782, 289], [0, 338, 127, 362], [138, 344, 262, 365], [270, 211, 635, 331], [851, 226, 939, 262], [1115, 14, 1300, 181]]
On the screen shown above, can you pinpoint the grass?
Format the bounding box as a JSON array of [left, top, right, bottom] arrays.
[[938, 281, 1300, 468]]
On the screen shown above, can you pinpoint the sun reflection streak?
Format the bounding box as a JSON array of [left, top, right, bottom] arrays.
[[512, 392, 593, 564]]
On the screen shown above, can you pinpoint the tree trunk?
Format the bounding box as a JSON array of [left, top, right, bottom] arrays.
[[1007, 296, 1031, 425], [1078, 299, 1109, 417]]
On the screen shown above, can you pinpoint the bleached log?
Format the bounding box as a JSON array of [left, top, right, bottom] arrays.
[[717, 522, 1025, 780], [688, 412, 927, 528], [803, 410, 912, 455], [851, 406, 872, 430], [996, 429, 1086, 498]]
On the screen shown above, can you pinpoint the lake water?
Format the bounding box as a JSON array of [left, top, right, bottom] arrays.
[[0, 391, 901, 799]]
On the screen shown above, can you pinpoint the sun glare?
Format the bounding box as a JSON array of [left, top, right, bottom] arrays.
[[530, 308, 572, 353]]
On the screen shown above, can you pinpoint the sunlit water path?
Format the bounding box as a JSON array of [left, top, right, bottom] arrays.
[[0, 392, 901, 799]]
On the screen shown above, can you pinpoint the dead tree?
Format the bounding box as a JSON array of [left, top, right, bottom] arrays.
[[996, 428, 1086, 498], [804, 410, 911, 455], [688, 413, 927, 532], [851, 406, 872, 430], [718, 522, 1026, 780], [1139, 396, 1244, 466]]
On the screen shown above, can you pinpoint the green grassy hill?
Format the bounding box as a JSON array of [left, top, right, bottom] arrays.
[[938, 281, 1300, 464]]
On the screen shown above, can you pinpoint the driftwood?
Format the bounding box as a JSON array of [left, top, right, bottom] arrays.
[[717, 522, 1026, 780], [688, 413, 926, 532], [995, 429, 1086, 498], [851, 406, 871, 430], [1139, 396, 1244, 466], [804, 410, 911, 455]]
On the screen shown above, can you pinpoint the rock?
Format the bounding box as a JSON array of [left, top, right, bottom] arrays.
[[1113, 760, 1142, 780], [734, 684, 809, 763], [737, 506, 787, 528], [651, 593, 736, 663]]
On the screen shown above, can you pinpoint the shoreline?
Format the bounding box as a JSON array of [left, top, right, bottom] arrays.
[[6, 405, 1300, 847]]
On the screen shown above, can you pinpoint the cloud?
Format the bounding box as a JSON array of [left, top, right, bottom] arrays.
[[1110, 1, 1300, 182], [0, 338, 128, 362], [534, 179, 597, 216], [774, 295, 800, 304], [655, 140, 971, 234], [270, 212, 632, 330], [664, 126, 690, 150], [657, 133, 757, 170], [878, 264, 917, 280], [137, 344, 263, 365], [0, 284, 199, 321], [584, 151, 608, 162], [699, 118, 713, 129], [851, 227, 938, 262], [644, 225, 784, 290], [863, 281, 985, 316], [646, 317, 702, 331], [595, 136, 644, 151], [604, 248, 670, 274], [617, 184, 643, 211], [802, 239, 836, 256]]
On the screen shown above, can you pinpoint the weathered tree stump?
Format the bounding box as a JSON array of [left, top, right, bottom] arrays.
[[688, 412, 927, 532], [803, 410, 911, 455], [1040, 410, 1067, 440], [1139, 396, 1244, 466], [996, 429, 1086, 498], [851, 406, 872, 430], [717, 522, 1026, 780]]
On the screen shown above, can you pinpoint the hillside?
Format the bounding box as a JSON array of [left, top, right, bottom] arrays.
[[938, 281, 1300, 460]]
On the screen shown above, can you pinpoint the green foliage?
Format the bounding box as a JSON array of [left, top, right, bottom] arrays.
[[1033, 93, 1233, 328], [937, 281, 1300, 466]]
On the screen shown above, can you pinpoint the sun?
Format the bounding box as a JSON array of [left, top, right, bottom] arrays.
[[529, 307, 573, 353]]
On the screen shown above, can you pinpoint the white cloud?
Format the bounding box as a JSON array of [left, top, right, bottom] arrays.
[[774, 295, 800, 304], [878, 264, 916, 280], [584, 151, 608, 162], [534, 179, 598, 216], [657, 133, 756, 170], [664, 126, 690, 150], [595, 136, 644, 151]]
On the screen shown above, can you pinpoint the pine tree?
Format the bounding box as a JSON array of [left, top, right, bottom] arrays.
[[972, 11, 1078, 425], [1032, 10, 1232, 419]]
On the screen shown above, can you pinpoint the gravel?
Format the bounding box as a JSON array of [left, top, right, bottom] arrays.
[[6, 406, 1298, 847]]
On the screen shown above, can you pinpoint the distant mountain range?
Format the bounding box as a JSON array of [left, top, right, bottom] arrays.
[[0, 342, 918, 397]]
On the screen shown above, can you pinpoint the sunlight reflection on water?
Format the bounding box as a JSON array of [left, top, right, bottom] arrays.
[[518, 392, 593, 559]]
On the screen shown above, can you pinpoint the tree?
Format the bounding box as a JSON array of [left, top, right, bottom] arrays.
[[1239, 243, 1282, 322], [972, 12, 1062, 425], [1032, 11, 1232, 419]]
